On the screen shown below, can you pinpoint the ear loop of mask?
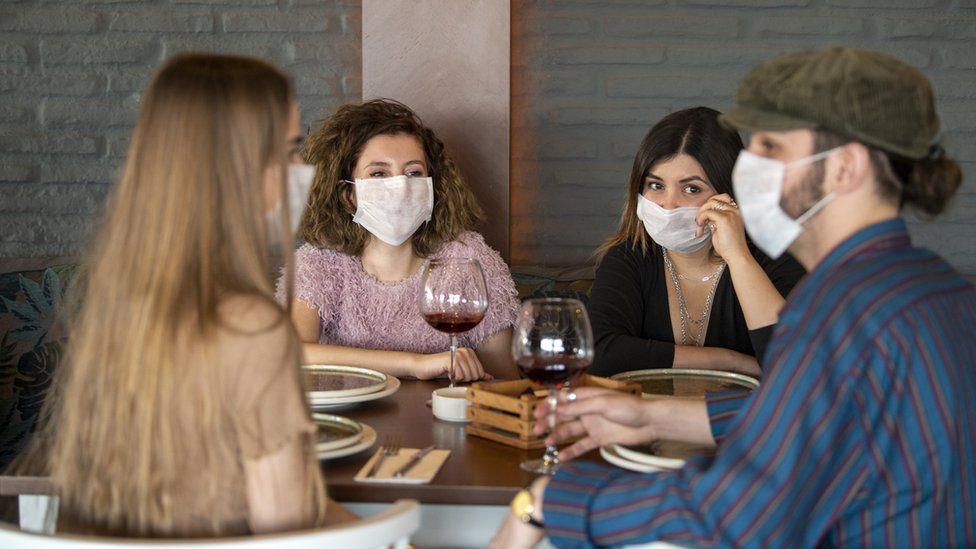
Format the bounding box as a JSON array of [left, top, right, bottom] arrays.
[[784, 146, 844, 225]]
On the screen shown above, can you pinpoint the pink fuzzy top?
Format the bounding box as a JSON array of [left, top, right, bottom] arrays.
[[277, 231, 519, 353]]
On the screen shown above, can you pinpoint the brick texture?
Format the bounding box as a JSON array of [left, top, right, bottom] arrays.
[[2, 1, 975, 277], [0, 0, 361, 261], [511, 0, 976, 274]]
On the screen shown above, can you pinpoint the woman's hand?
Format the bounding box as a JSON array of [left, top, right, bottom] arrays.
[[534, 388, 658, 462], [695, 193, 750, 264], [414, 348, 491, 382]]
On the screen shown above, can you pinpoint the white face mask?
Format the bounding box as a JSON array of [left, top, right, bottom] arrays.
[[351, 175, 434, 246], [267, 163, 315, 239], [635, 194, 712, 253], [731, 148, 840, 259]]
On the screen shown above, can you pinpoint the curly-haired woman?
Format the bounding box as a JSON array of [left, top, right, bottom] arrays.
[[279, 99, 518, 381]]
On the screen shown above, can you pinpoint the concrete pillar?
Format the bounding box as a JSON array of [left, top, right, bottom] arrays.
[[362, 0, 511, 260]]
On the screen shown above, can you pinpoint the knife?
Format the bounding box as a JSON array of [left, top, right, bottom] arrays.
[[392, 445, 437, 478]]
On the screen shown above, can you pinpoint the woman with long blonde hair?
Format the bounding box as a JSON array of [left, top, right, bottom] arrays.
[[32, 53, 339, 537]]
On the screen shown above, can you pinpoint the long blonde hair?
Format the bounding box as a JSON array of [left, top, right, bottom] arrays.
[[40, 53, 326, 536]]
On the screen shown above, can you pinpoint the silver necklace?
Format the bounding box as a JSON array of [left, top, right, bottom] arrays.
[[662, 249, 725, 347], [677, 262, 725, 282]]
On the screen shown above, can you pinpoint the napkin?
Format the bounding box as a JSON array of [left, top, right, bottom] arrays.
[[354, 447, 451, 484]]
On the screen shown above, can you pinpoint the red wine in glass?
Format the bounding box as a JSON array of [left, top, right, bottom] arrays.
[[512, 297, 594, 474], [420, 258, 489, 387], [517, 356, 588, 387], [424, 312, 486, 334]]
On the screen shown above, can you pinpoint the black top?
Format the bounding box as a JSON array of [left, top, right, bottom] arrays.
[[587, 241, 806, 377]]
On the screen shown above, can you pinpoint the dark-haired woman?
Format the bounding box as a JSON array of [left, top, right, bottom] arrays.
[[278, 99, 518, 381], [588, 107, 805, 377]]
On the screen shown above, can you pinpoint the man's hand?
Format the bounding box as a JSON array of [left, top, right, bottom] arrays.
[[491, 477, 550, 549], [534, 388, 659, 461]]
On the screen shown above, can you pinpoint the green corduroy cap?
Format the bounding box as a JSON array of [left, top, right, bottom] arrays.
[[720, 47, 940, 160]]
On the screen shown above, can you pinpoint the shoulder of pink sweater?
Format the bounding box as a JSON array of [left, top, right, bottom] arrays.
[[436, 231, 499, 258], [287, 244, 358, 308], [294, 243, 356, 270]]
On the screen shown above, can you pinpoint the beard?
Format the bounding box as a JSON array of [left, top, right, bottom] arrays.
[[781, 159, 827, 220]]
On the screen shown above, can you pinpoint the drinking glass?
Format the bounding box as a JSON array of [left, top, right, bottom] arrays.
[[420, 258, 488, 387], [513, 297, 594, 474]]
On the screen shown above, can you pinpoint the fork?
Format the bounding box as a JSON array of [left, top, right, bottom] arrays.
[[365, 436, 400, 478]]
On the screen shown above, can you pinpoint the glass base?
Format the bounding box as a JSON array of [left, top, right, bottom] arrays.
[[520, 455, 560, 475]]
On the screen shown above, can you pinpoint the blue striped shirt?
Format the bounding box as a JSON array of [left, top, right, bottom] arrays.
[[545, 219, 976, 547]]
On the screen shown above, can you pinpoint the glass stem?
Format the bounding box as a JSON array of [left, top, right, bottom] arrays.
[[543, 386, 559, 469], [448, 334, 458, 388]]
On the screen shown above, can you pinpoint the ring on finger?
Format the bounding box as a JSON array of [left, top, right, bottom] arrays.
[[708, 222, 717, 232], [565, 390, 578, 402], [729, 199, 738, 208], [713, 203, 725, 211]]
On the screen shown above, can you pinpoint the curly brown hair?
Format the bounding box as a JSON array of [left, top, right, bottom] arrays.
[[300, 98, 484, 256]]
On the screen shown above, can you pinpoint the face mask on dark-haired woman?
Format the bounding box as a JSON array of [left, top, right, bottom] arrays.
[[636, 194, 712, 253]]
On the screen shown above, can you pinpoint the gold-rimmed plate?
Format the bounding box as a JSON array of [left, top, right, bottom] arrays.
[[313, 413, 364, 453], [304, 365, 388, 399], [317, 422, 377, 460], [308, 376, 401, 411], [610, 368, 759, 398]]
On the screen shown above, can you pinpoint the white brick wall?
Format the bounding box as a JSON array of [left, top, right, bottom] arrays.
[[511, 0, 976, 274], [0, 0, 361, 259]]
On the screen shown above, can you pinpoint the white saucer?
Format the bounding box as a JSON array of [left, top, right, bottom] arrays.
[[613, 443, 686, 470], [601, 445, 672, 473]]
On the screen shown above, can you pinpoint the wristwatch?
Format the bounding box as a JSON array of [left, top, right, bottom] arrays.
[[511, 488, 544, 529]]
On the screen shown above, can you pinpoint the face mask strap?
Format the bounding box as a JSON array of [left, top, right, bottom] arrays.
[[782, 146, 844, 226], [784, 145, 844, 170], [794, 192, 835, 226]]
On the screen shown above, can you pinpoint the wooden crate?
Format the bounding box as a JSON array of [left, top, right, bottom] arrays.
[[465, 375, 641, 449]]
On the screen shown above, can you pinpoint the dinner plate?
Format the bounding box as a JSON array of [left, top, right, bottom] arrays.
[[600, 445, 670, 473], [610, 438, 717, 470], [313, 413, 364, 453], [318, 423, 377, 460], [610, 368, 759, 398], [308, 375, 401, 410], [304, 365, 388, 399]]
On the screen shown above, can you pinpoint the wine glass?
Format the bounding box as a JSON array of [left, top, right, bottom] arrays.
[[513, 297, 594, 474], [420, 258, 489, 387]]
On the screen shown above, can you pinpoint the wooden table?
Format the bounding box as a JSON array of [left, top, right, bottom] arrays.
[[322, 379, 547, 506]]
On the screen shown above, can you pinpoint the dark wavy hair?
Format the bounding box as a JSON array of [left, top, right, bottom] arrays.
[[597, 106, 744, 257], [301, 98, 484, 256]]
